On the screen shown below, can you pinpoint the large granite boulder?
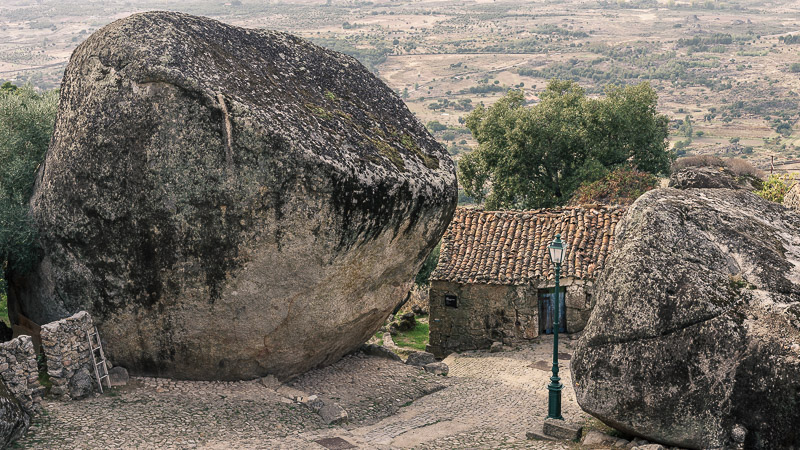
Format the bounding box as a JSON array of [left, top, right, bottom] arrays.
[[0, 380, 29, 447], [668, 165, 760, 190], [11, 12, 456, 380], [572, 188, 800, 449]]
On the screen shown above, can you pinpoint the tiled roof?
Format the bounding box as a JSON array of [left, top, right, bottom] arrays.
[[431, 205, 627, 285]]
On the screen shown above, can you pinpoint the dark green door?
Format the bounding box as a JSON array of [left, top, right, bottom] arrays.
[[539, 289, 566, 335]]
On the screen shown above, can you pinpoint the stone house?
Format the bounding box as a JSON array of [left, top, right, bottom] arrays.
[[427, 205, 625, 358]]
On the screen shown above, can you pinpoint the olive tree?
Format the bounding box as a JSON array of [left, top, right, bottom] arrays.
[[459, 80, 672, 209], [0, 83, 57, 282]]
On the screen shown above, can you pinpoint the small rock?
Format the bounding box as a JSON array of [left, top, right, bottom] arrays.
[[633, 444, 666, 450], [108, 366, 129, 387], [583, 430, 618, 447], [318, 403, 348, 425], [542, 418, 582, 441], [423, 362, 448, 376], [730, 424, 747, 443], [406, 351, 436, 367], [306, 396, 324, 412], [276, 385, 307, 403], [489, 341, 503, 353], [68, 368, 95, 399], [258, 375, 281, 390]]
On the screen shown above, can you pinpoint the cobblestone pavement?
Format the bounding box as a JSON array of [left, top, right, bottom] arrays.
[[15, 336, 587, 449]]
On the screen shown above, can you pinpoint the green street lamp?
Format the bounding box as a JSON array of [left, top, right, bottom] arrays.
[[546, 234, 565, 421]]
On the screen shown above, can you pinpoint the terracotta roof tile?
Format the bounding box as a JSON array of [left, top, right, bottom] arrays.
[[431, 205, 626, 285]]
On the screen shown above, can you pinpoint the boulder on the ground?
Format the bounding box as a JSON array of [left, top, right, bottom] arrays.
[[423, 362, 448, 376], [108, 366, 129, 387], [572, 188, 800, 449], [406, 351, 436, 367], [317, 402, 348, 425], [9, 12, 456, 381], [582, 430, 621, 447], [668, 165, 760, 190], [0, 380, 29, 448], [68, 368, 95, 400]]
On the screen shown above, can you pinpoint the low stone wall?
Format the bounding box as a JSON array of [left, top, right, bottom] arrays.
[[0, 336, 41, 412], [40, 311, 98, 400]]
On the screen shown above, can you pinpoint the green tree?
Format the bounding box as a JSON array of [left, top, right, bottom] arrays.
[[0, 84, 58, 281], [459, 80, 671, 209]]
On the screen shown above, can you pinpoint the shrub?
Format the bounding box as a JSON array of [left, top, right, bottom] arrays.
[[569, 166, 659, 206], [725, 158, 763, 177], [672, 154, 725, 169], [0, 84, 58, 277], [426, 120, 447, 132], [756, 174, 795, 203]]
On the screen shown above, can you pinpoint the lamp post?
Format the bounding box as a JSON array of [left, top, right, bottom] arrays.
[[546, 234, 565, 421]]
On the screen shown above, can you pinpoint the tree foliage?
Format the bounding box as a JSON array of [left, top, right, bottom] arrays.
[[459, 80, 671, 209], [0, 83, 57, 276]]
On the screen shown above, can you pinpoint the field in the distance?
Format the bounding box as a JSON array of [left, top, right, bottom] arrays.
[[2, 0, 799, 172]]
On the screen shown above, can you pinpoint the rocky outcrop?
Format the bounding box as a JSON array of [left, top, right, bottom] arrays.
[[784, 181, 800, 211], [0, 380, 29, 448], [572, 188, 800, 449], [668, 165, 760, 190], [12, 12, 456, 381]]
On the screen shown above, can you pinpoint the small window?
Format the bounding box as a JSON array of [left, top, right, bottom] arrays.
[[444, 294, 458, 308]]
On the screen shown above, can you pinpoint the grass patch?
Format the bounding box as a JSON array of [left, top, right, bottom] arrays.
[[393, 320, 429, 351]]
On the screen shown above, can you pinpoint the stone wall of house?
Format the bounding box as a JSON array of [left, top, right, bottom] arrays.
[[428, 281, 537, 358], [40, 311, 98, 400], [0, 335, 41, 412], [428, 279, 594, 358]]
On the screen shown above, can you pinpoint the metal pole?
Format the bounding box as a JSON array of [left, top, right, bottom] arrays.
[[547, 262, 564, 420]]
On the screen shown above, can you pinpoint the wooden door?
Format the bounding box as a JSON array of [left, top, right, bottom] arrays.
[[539, 289, 566, 335]]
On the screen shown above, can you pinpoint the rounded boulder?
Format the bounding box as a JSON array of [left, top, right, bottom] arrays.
[[12, 12, 457, 380]]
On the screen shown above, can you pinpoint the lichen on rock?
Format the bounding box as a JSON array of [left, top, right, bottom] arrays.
[[572, 187, 800, 449], [11, 11, 457, 381]]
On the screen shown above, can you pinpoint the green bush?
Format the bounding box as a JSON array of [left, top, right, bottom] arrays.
[[756, 174, 795, 203], [0, 84, 57, 279]]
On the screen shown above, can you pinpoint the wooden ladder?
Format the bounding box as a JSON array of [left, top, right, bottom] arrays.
[[86, 327, 111, 393]]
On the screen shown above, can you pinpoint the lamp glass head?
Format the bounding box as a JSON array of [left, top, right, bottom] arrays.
[[548, 234, 565, 265]]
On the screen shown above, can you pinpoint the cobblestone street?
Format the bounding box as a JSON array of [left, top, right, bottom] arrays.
[[16, 336, 588, 449]]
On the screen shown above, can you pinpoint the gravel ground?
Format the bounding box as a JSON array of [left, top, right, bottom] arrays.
[[15, 335, 587, 449]]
